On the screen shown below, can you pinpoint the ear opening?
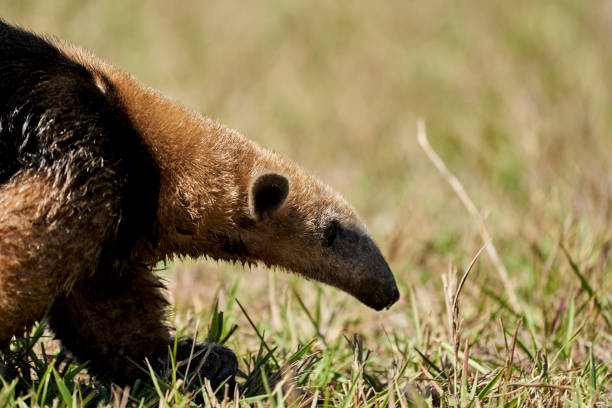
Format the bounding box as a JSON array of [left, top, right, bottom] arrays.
[[249, 171, 290, 221]]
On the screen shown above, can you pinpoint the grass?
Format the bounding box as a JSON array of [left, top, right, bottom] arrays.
[[2, 0, 612, 406]]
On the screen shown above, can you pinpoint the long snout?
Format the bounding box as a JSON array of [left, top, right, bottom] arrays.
[[353, 263, 400, 310], [297, 228, 401, 310], [344, 236, 400, 310]]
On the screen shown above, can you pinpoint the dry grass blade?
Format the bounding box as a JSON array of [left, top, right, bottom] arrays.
[[182, 318, 200, 389], [111, 385, 130, 408], [417, 120, 521, 313], [506, 382, 573, 391], [502, 318, 522, 406], [453, 245, 486, 314], [443, 246, 484, 404]]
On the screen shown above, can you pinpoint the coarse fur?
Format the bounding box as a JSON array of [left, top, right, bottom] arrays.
[[0, 20, 399, 385]]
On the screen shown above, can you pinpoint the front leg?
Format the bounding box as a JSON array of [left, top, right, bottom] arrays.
[[49, 262, 238, 389], [49, 262, 170, 383]]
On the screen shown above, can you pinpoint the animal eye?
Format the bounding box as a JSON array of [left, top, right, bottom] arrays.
[[323, 220, 341, 247]]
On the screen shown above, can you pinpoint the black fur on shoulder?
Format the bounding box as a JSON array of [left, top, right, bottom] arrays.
[[0, 20, 160, 263]]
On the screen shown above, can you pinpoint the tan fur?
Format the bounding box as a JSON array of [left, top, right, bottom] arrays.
[[0, 168, 119, 342], [53, 39, 368, 293]]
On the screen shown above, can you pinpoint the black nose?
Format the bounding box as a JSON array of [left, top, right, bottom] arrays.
[[388, 284, 400, 308], [378, 282, 399, 310], [366, 281, 400, 311]]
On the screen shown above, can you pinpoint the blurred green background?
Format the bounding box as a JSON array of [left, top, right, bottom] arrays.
[[4, 0, 612, 336]]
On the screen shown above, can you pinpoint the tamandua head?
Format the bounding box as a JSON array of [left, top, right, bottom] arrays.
[[57, 41, 400, 311], [159, 153, 400, 310], [142, 116, 400, 311], [238, 168, 400, 311]]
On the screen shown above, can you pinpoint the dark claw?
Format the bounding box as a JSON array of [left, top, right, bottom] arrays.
[[175, 340, 238, 393]]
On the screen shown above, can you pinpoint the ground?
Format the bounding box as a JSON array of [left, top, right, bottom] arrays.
[[1, 1, 612, 406]]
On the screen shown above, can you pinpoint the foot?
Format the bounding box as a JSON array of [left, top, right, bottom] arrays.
[[174, 340, 238, 392]]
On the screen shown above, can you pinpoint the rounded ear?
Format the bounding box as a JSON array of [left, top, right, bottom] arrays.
[[248, 171, 290, 220]]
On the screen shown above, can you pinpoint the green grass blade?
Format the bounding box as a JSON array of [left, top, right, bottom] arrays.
[[287, 338, 316, 365], [236, 298, 280, 368], [414, 347, 446, 379], [477, 368, 503, 401], [589, 346, 597, 393], [51, 368, 72, 406], [0, 379, 17, 407], [561, 245, 593, 297]]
